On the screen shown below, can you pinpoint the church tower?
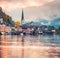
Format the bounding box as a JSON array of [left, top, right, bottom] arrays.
[[21, 9, 24, 25]]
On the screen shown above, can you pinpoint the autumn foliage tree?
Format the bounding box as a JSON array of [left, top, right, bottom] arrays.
[[0, 7, 15, 26], [15, 21, 21, 28]]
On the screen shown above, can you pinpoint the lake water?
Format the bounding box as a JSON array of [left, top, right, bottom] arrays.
[[0, 34, 60, 58]]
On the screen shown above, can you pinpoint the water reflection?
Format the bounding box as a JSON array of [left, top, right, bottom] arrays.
[[0, 35, 60, 58]]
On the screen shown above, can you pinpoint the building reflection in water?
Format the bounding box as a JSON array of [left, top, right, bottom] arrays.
[[0, 35, 60, 58]]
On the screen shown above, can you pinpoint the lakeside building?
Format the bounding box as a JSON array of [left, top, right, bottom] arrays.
[[0, 13, 11, 34]]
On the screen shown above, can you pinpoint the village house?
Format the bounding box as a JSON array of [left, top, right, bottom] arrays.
[[0, 15, 11, 34]]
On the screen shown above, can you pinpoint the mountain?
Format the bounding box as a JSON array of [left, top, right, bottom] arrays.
[[37, 19, 48, 25], [22, 19, 49, 28], [0, 7, 15, 27], [51, 18, 60, 28], [23, 18, 60, 29]]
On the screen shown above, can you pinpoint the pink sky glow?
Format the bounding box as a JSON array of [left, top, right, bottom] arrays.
[[0, 0, 54, 11]]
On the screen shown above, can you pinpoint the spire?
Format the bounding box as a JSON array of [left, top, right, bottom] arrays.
[[21, 9, 24, 23]]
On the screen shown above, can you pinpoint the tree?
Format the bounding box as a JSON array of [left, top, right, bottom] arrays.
[[7, 17, 12, 24], [15, 21, 21, 28], [0, 7, 15, 26]]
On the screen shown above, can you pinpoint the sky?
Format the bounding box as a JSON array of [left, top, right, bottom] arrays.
[[0, 0, 59, 22], [0, 0, 54, 10]]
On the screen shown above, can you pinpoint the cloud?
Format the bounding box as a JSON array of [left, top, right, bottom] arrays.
[[0, 0, 54, 11], [0, 0, 56, 22]]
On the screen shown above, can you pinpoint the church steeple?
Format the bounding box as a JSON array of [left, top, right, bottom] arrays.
[[21, 9, 24, 25]]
